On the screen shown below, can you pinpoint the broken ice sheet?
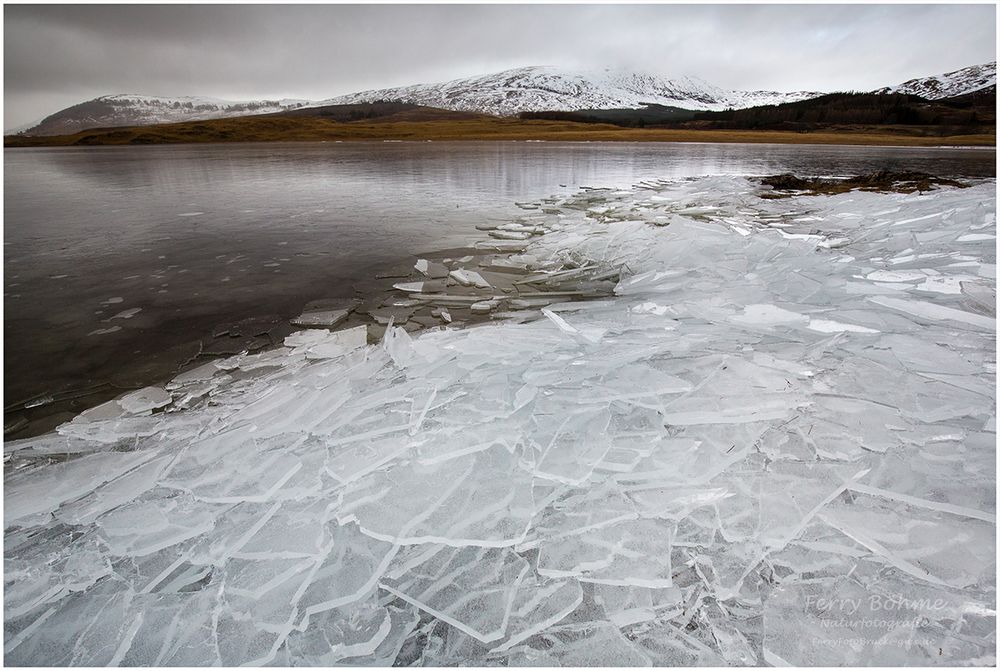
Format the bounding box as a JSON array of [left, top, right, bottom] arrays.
[[517, 480, 637, 551], [94, 492, 222, 557], [5, 450, 161, 528], [660, 357, 808, 426], [505, 621, 652, 666], [169, 448, 302, 504], [294, 522, 399, 624], [336, 602, 421, 666], [54, 454, 172, 527], [118, 386, 171, 414], [5, 577, 140, 666], [291, 308, 350, 329], [4, 175, 996, 666], [489, 577, 584, 652], [592, 583, 684, 628], [533, 405, 614, 485], [537, 518, 675, 588], [625, 619, 729, 666], [5, 529, 112, 620], [818, 490, 995, 589], [380, 544, 529, 643], [449, 268, 492, 288], [762, 572, 992, 666], [282, 595, 392, 665], [336, 443, 535, 546]]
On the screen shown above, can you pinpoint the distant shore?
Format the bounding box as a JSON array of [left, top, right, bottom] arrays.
[[5, 115, 995, 148]]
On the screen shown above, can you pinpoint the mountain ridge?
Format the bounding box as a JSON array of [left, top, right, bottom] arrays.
[[316, 66, 824, 116], [10, 61, 996, 136], [873, 61, 996, 99], [13, 94, 311, 136]]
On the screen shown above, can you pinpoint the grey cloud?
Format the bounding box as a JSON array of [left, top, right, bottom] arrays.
[[4, 4, 996, 129]]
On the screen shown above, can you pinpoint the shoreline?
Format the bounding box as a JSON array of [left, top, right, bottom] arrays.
[[7, 169, 989, 442], [6, 122, 995, 149], [4, 213, 593, 441]]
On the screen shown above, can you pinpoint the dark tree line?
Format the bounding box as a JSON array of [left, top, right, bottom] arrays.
[[518, 91, 994, 132], [691, 93, 985, 128]]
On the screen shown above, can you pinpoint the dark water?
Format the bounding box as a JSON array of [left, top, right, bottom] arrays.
[[4, 141, 996, 434]]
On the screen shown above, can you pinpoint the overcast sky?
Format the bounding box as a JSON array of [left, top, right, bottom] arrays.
[[4, 3, 996, 129]]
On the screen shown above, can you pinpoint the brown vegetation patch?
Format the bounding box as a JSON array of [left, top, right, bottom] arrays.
[[5, 111, 996, 148], [759, 170, 969, 198]]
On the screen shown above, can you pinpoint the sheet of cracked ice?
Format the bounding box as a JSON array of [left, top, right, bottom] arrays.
[[4, 175, 996, 666]]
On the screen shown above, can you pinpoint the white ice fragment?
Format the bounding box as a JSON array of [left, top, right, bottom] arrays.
[[448, 268, 492, 288], [294, 524, 398, 620], [87, 326, 122, 336], [631, 301, 671, 316], [489, 230, 531, 240], [336, 444, 534, 546], [960, 280, 996, 315], [916, 275, 981, 294], [380, 545, 529, 643], [730, 304, 808, 327], [119, 386, 171, 415], [806, 319, 879, 334], [534, 406, 613, 485], [284, 329, 332, 348], [108, 307, 142, 320], [489, 578, 583, 652], [305, 325, 368, 359], [381, 325, 422, 367], [865, 269, 929, 283], [818, 236, 850, 249], [470, 300, 498, 314], [74, 399, 126, 422], [292, 308, 350, 328], [167, 362, 220, 388], [541, 307, 606, 342], [5, 451, 158, 527], [867, 295, 995, 330], [537, 518, 674, 587]]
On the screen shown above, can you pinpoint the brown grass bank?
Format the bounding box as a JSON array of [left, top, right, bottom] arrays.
[[6, 113, 995, 148]]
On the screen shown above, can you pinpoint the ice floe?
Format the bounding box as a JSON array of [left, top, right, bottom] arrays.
[[4, 174, 995, 665]]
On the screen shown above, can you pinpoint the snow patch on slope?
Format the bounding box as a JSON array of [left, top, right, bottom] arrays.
[[317, 66, 824, 116], [874, 61, 996, 99], [21, 94, 312, 136]]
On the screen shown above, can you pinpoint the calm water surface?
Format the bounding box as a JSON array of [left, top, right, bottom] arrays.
[[4, 141, 996, 433]]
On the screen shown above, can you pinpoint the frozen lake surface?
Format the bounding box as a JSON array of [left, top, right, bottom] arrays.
[[4, 156, 995, 664], [4, 142, 996, 433]]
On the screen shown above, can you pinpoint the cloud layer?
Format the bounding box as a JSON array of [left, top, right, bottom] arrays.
[[4, 4, 996, 128]]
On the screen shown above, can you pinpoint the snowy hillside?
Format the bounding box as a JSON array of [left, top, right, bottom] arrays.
[[874, 61, 996, 99], [318, 66, 824, 116], [20, 95, 311, 136], [13, 61, 996, 135]]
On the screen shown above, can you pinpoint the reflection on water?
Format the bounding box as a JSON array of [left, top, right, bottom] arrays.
[[4, 141, 996, 414]]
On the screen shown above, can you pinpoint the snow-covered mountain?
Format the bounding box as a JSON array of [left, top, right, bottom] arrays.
[[873, 61, 996, 99], [318, 66, 824, 116], [11, 61, 996, 136], [16, 95, 311, 136]]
